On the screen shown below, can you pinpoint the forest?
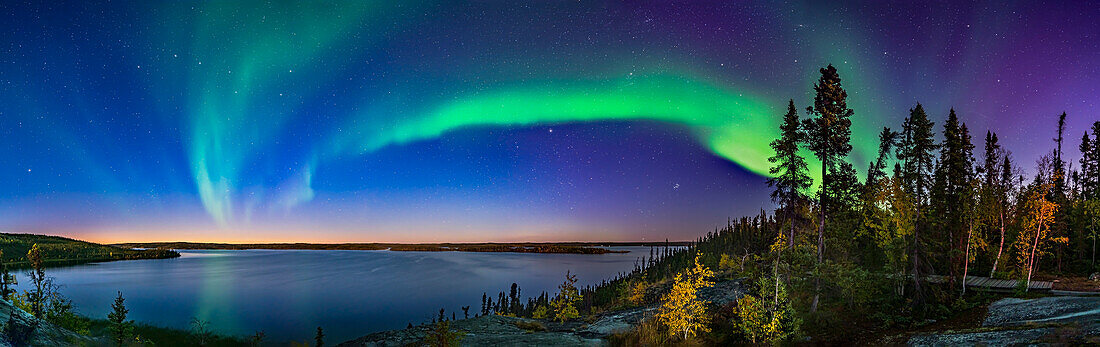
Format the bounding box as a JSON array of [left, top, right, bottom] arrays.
[[463, 64, 1100, 345]]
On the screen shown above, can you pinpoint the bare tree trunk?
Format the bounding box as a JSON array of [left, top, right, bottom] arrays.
[[1026, 223, 1043, 291], [911, 211, 925, 312], [991, 210, 1005, 277], [789, 214, 795, 249], [774, 251, 781, 308], [962, 221, 972, 296], [812, 162, 826, 313]]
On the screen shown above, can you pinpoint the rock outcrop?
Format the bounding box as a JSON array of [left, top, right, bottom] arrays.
[[337, 315, 602, 347], [341, 279, 746, 346], [909, 296, 1100, 346], [0, 298, 99, 347]]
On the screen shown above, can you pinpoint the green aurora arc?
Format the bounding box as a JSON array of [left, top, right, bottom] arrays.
[[161, 1, 876, 228], [337, 74, 802, 180]]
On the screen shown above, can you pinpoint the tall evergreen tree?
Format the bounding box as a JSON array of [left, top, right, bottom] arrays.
[[894, 103, 937, 310], [868, 128, 898, 184], [802, 64, 854, 312], [108, 291, 133, 346], [1081, 121, 1100, 200], [1049, 112, 1070, 271], [1081, 131, 1096, 200], [1052, 112, 1068, 200], [930, 109, 976, 282], [768, 100, 812, 248]]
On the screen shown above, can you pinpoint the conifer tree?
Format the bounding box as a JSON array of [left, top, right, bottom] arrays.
[[1081, 121, 1100, 200], [550, 271, 582, 322], [930, 109, 976, 282], [894, 104, 937, 309], [0, 249, 10, 300], [108, 291, 133, 346], [802, 64, 854, 312], [1050, 112, 1069, 272], [768, 100, 812, 248]]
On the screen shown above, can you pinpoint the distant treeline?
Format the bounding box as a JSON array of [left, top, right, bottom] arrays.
[[0, 233, 179, 269], [111, 241, 692, 254]]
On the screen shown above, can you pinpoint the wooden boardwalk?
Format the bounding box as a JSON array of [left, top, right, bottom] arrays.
[[924, 275, 1053, 292]]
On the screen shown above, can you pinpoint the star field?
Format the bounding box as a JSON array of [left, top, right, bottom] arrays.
[[0, 1, 1097, 242]]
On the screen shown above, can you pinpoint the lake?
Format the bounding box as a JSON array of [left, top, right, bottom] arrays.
[[14, 247, 658, 343]]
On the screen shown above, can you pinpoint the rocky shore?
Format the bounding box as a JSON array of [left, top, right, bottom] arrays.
[[338, 279, 746, 346], [909, 295, 1100, 345]]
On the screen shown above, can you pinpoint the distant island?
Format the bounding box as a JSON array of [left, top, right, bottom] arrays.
[[0, 233, 179, 268], [112, 241, 693, 254]]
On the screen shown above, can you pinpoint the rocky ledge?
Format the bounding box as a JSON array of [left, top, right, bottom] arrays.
[[339, 279, 746, 346], [909, 295, 1100, 346]]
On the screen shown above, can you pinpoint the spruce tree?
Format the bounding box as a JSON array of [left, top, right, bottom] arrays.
[[1052, 112, 1068, 200], [1080, 121, 1100, 200], [930, 109, 975, 282], [108, 291, 133, 346], [768, 99, 812, 248], [1050, 113, 1069, 271], [801, 64, 854, 312], [894, 103, 937, 310], [1081, 131, 1096, 199]]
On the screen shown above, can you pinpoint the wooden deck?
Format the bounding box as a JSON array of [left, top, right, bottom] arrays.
[[924, 275, 1053, 292]]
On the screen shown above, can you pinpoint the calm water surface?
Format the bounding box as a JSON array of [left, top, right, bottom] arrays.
[[17, 248, 655, 343]]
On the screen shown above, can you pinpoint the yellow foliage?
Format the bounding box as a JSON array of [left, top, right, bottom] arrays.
[[718, 253, 737, 272], [736, 295, 786, 343], [531, 305, 549, 319], [770, 231, 787, 254], [736, 278, 799, 344], [656, 254, 714, 340], [1015, 184, 1059, 276], [550, 271, 583, 322], [628, 280, 647, 306]]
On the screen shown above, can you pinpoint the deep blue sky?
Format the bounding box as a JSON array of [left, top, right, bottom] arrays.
[[1, 1, 1097, 242]]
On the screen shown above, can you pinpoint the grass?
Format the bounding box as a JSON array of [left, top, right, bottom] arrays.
[[84, 318, 252, 346], [512, 320, 547, 332]]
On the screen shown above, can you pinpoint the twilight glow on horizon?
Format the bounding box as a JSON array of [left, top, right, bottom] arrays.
[[1, 1, 1097, 243]]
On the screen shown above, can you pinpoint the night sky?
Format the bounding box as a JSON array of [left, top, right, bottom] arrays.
[[1, 1, 1097, 243]]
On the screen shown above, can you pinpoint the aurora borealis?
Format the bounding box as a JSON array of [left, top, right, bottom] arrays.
[[1, 1, 1097, 243]]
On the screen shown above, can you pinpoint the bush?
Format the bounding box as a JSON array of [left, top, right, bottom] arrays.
[[627, 279, 648, 306], [609, 317, 670, 346], [550, 271, 583, 322], [733, 276, 800, 344], [512, 320, 546, 332], [531, 305, 549, 319], [656, 254, 714, 340], [423, 320, 464, 347]]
